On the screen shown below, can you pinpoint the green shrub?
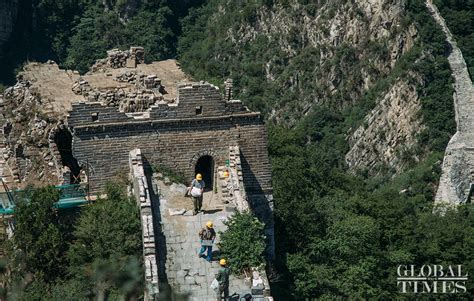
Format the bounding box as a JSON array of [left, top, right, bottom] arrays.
[[10, 183, 144, 300], [13, 186, 65, 282], [218, 211, 266, 274]]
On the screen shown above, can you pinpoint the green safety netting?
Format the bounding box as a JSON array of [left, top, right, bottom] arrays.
[[0, 184, 88, 214]]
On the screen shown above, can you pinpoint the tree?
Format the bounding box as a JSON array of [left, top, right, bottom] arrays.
[[125, 7, 175, 62], [218, 211, 266, 274], [13, 186, 67, 282], [66, 183, 143, 299], [65, 6, 127, 73]]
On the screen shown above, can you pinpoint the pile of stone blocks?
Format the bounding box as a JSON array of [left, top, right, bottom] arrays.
[[143, 74, 161, 90], [131, 74, 163, 92], [107, 49, 130, 68], [98, 91, 120, 106], [71, 78, 163, 112], [90, 47, 146, 71], [119, 91, 161, 113], [115, 71, 139, 84], [72, 78, 93, 96]]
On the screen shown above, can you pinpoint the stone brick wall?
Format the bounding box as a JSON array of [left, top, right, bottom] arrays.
[[174, 82, 226, 118], [426, 1, 474, 204], [69, 82, 247, 123], [71, 114, 271, 195], [68, 82, 272, 197], [69, 81, 274, 257], [68, 102, 132, 125], [218, 146, 248, 211], [129, 149, 159, 300]]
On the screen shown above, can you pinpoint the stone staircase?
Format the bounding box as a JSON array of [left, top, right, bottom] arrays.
[[158, 196, 251, 300], [156, 180, 252, 300]]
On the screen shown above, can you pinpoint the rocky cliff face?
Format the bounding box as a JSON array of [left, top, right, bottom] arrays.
[[191, 0, 425, 174], [345, 77, 425, 174], [0, 0, 18, 55], [233, 0, 418, 116]]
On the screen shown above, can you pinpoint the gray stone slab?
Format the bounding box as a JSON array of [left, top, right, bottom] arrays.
[[184, 275, 196, 285]]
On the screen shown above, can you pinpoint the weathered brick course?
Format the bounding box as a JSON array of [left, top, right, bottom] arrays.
[[68, 82, 272, 197]]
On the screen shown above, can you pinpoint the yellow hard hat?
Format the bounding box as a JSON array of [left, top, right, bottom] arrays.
[[196, 173, 202, 180], [219, 259, 226, 266], [206, 221, 213, 228]]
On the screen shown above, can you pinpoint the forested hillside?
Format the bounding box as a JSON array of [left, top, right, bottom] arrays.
[[0, 0, 202, 83], [6, 184, 143, 299], [176, 0, 473, 298], [0, 0, 473, 300]]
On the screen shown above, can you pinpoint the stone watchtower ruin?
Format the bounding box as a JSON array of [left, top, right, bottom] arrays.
[[66, 80, 275, 256]]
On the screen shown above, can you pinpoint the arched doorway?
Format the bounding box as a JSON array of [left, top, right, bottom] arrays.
[[195, 156, 214, 191], [54, 127, 81, 184]]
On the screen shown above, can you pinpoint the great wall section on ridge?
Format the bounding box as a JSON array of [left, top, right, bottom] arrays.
[[0, 0, 470, 298], [425, 1, 474, 205], [0, 47, 274, 300]]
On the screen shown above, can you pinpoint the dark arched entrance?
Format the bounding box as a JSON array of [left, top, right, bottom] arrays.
[[195, 156, 214, 191], [54, 128, 81, 184]]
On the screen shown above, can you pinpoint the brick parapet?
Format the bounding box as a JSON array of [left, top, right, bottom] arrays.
[[129, 149, 159, 300], [68, 81, 248, 126], [219, 146, 249, 211]]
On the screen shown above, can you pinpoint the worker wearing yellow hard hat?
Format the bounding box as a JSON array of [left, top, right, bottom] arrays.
[[198, 221, 216, 262], [216, 258, 230, 300], [189, 173, 205, 215]]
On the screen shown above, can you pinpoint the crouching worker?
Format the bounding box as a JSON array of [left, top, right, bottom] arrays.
[[199, 221, 216, 262], [216, 259, 230, 301]]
